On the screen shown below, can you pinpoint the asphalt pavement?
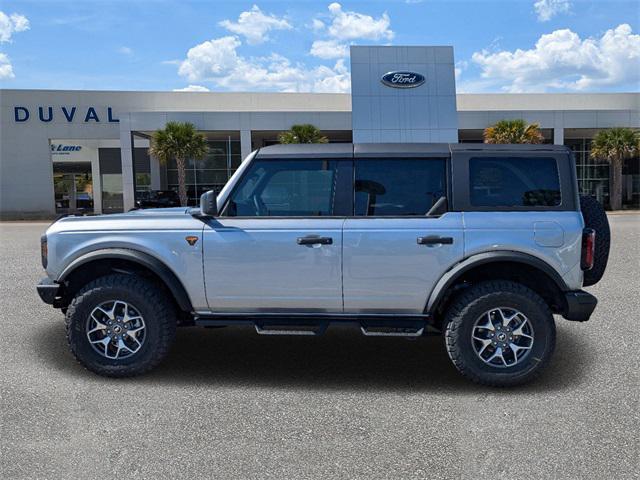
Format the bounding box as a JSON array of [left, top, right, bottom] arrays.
[[1, 215, 638, 479]]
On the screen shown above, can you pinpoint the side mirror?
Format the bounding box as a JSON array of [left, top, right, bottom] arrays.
[[199, 190, 218, 217]]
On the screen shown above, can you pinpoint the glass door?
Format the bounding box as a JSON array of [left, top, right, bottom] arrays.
[[52, 162, 94, 215]]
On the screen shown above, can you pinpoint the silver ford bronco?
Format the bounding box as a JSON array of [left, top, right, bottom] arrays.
[[37, 143, 610, 386]]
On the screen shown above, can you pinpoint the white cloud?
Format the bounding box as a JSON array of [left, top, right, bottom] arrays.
[[173, 85, 210, 92], [178, 36, 244, 82], [533, 0, 571, 22], [177, 3, 396, 92], [177, 35, 350, 93], [118, 46, 133, 55], [0, 11, 29, 43], [454, 60, 468, 80], [325, 3, 393, 41], [310, 39, 348, 59], [219, 5, 291, 45], [471, 24, 640, 92], [309, 3, 393, 59], [310, 19, 325, 32], [312, 58, 351, 93], [0, 52, 14, 79]]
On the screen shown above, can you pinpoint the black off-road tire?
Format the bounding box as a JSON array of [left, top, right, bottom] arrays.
[[579, 195, 610, 287], [444, 281, 556, 387], [65, 274, 177, 377]]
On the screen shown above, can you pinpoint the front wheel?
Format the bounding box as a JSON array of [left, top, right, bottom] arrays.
[[444, 281, 556, 387], [65, 274, 177, 377]]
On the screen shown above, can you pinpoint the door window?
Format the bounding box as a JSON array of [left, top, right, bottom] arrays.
[[354, 158, 447, 216], [225, 159, 338, 216], [469, 157, 561, 207]]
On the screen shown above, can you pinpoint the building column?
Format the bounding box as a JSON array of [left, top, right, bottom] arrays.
[[554, 127, 564, 145], [119, 116, 136, 212], [91, 149, 103, 214], [240, 129, 252, 161]]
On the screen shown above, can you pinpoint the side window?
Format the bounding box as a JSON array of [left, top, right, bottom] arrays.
[[354, 158, 447, 216], [225, 159, 337, 216], [469, 157, 561, 207]]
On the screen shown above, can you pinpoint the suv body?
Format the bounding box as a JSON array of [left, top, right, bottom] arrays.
[[37, 143, 599, 385]]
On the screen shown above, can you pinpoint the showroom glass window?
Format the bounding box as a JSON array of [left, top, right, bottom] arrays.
[[469, 157, 561, 207], [224, 159, 338, 216], [166, 139, 242, 205], [354, 158, 447, 216]]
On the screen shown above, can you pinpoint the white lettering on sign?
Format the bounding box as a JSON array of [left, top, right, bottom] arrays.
[[381, 71, 426, 89]]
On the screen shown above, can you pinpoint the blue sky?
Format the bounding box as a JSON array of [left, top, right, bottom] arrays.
[[0, 0, 638, 93]]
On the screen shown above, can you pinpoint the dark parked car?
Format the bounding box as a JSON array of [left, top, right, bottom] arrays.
[[135, 190, 180, 209]]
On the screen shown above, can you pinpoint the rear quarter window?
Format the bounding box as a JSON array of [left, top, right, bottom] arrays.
[[469, 157, 561, 207]]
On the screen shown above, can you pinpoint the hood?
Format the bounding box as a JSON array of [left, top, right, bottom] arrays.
[[126, 207, 191, 215], [47, 207, 202, 234]]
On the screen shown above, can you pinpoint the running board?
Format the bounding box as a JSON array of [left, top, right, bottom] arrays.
[[359, 319, 426, 337], [194, 313, 435, 337], [254, 321, 328, 336], [359, 325, 424, 337]]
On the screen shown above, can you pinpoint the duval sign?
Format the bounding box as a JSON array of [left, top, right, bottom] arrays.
[[381, 71, 425, 89], [13, 106, 119, 123]]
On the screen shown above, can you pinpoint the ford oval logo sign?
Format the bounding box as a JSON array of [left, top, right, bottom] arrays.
[[381, 71, 425, 88]]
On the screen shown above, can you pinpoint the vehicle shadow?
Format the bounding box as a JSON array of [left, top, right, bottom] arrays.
[[33, 320, 592, 394]]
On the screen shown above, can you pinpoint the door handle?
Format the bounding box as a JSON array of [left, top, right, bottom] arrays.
[[297, 236, 333, 245], [417, 236, 454, 245]]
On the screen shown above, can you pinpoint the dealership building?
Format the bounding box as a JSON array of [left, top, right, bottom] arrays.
[[1, 46, 638, 218]]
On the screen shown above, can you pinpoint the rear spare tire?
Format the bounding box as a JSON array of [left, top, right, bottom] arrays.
[[579, 195, 610, 287]]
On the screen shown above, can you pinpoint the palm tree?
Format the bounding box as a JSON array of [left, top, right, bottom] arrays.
[[278, 124, 328, 144], [590, 127, 639, 210], [484, 119, 544, 144], [149, 121, 208, 207]]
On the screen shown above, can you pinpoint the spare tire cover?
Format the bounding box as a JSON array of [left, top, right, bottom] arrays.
[[579, 195, 610, 287]]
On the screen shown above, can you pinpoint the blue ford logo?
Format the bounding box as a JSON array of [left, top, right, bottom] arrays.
[[381, 71, 425, 88]]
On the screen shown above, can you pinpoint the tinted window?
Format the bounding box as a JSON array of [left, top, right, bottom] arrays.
[[225, 159, 337, 216], [470, 157, 561, 207], [354, 159, 446, 216]]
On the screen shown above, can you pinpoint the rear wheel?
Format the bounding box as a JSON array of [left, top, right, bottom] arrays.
[[444, 281, 555, 387], [65, 274, 176, 377]]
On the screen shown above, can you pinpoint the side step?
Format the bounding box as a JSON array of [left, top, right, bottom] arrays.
[[194, 315, 433, 337], [254, 321, 329, 336], [359, 319, 425, 337]]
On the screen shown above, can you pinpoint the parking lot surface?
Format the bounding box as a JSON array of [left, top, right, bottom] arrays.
[[1, 215, 638, 479]]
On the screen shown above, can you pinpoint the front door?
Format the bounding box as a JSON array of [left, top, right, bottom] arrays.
[[202, 158, 347, 312], [342, 157, 464, 313], [52, 162, 94, 215]]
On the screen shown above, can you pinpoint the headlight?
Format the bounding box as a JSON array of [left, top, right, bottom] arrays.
[[40, 234, 48, 269]]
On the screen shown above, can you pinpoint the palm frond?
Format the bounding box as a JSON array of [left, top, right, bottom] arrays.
[[278, 124, 328, 144], [483, 119, 544, 144]]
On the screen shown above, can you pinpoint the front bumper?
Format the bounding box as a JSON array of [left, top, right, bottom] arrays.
[[37, 277, 60, 305], [562, 290, 597, 322]]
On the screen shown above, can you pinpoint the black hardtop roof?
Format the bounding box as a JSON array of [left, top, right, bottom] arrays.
[[255, 143, 571, 159]]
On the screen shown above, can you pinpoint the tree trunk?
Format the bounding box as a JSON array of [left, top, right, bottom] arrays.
[[176, 157, 188, 207], [610, 159, 623, 211]]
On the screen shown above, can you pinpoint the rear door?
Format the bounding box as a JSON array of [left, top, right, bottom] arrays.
[[202, 157, 351, 313], [342, 150, 464, 313], [450, 147, 583, 279]]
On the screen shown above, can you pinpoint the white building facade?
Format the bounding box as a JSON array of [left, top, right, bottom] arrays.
[[1, 46, 638, 218]]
